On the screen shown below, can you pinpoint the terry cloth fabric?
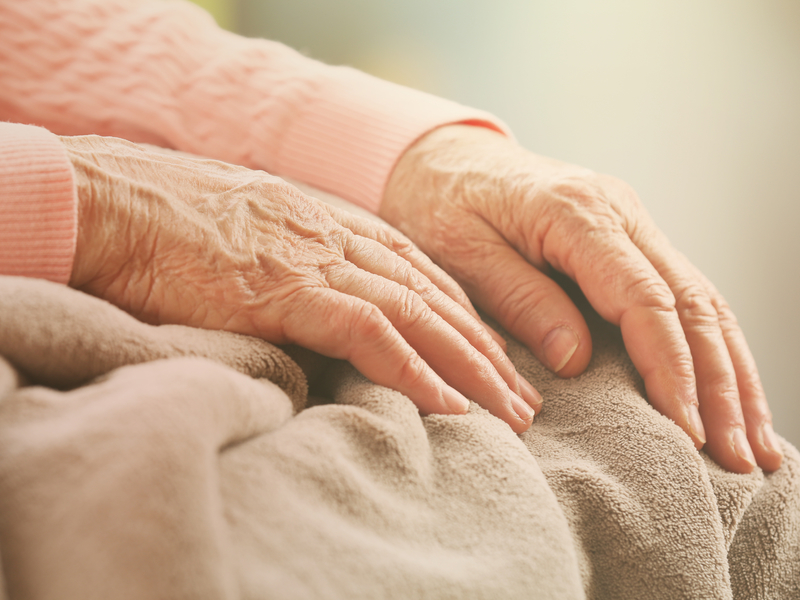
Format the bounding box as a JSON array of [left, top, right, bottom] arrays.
[[0, 204, 798, 599], [0, 0, 510, 284]]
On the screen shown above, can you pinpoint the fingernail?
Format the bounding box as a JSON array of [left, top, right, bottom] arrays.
[[761, 422, 783, 458], [687, 405, 706, 445], [542, 326, 579, 373], [442, 386, 470, 414], [516, 373, 542, 410], [511, 391, 534, 423], [732, 428, 756, 468]]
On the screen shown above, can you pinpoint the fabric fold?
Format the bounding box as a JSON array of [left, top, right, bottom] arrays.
[[0, 276, 307, 411], [1, 270, 798, 599]]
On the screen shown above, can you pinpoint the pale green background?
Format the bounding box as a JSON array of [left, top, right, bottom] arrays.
[[193, 0, 800, 448]]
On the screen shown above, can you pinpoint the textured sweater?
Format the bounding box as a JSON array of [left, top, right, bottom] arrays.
[[0, 0, 508, 284]]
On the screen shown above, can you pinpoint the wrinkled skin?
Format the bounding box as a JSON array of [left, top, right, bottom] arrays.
[[381, 124, 782, 474], [64, 134, 539, 433]]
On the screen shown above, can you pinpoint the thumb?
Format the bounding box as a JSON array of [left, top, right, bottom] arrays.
[[450, 234, 592, 378]]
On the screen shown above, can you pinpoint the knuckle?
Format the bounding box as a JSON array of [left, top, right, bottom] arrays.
[[752, 406, 774, 427], [702, 371, 741, 409], [673, 353, 698, 379], [255, 179, 304, 210], [494, 289, 526, 325], [675, 284, 719, 327], [549, 176, 599, 204], [396, 352, 429, 391], [494, 283, 544, 333], [425, 279, 480, 327], [413, 276, 448, 305], [324, 225, 350, 254], [318, 256, 348, 284], [544, 202, 623, 263], [396, 288, 432, 329], [388, 255, 417, 287], [545, 185, 609, 225], [623, 272, 676, 310], [269, 187, 344, 248], [348, 301, 389, 342], [714, 298, 741, 330], [548, 174, 626, 216], [408, 275, 437, 301], [382, 226, 417, 257], [480, 334, 514, 372], [550, 174, 645, 237], [602, 174, 641, 206], [739, 359, 764, 391]]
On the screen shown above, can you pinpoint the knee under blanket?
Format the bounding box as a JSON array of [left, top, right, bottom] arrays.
[[0, 272, 798, 598]]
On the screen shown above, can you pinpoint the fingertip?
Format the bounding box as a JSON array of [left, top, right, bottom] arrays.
[[687, 404, 707, 449], [542, 326, 578, 373], [516, 373, 543, 413], [732, 428, 757, 472], [543, 325, 592, 378], [752, 422, 784, 472], [511, 390, 534, 420], [510, 420, 532, 435], [441, 385, 470, 415], [705, 427, 758, 474], [467, 387, 533, 434]]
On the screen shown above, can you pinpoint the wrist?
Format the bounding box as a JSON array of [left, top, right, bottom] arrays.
[[380, 124, 512, 225], [62, 137, 116, 291]]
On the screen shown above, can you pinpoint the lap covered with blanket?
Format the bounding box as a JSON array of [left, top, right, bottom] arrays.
[[0, 209, 798, 600]]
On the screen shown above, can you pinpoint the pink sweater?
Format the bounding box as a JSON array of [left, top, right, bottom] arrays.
[[0, 0, 508, 284]]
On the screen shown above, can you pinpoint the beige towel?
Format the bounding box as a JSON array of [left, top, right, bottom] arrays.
[[0, 272, 798, 599]]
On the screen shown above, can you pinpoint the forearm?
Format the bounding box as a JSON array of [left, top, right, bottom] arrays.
[[0, 0, 509, 213]]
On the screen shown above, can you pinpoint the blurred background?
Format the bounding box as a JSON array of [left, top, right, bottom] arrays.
[[193, 0, 800, 448]]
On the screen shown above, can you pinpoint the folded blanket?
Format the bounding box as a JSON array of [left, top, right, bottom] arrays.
[[0, 272, 798, 598]]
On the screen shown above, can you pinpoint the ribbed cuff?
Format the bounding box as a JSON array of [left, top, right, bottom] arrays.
[[275, 67, 511, 214], [0, 122, 77, 284]]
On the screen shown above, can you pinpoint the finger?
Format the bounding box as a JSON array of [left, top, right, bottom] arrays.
[[557, 226, 706, 449], [327, 204, 508, 351], [323, 263, 534, 432], [633, 232, 762, 473], [657, 279, 750, 471], [715, 294, 783, 471], [697, 269, 782, 471], [277, 286, 473, 418], [341, 233, 535, 408], [440, 227, 592, 379]]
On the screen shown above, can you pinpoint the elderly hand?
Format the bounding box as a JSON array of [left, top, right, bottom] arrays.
[[381, 124, 783, 474], [62, 134, 540, 432]]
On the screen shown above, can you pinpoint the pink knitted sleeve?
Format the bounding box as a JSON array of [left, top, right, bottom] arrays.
[[0, 122, 77, 284], [0, 0, 510, 216]]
